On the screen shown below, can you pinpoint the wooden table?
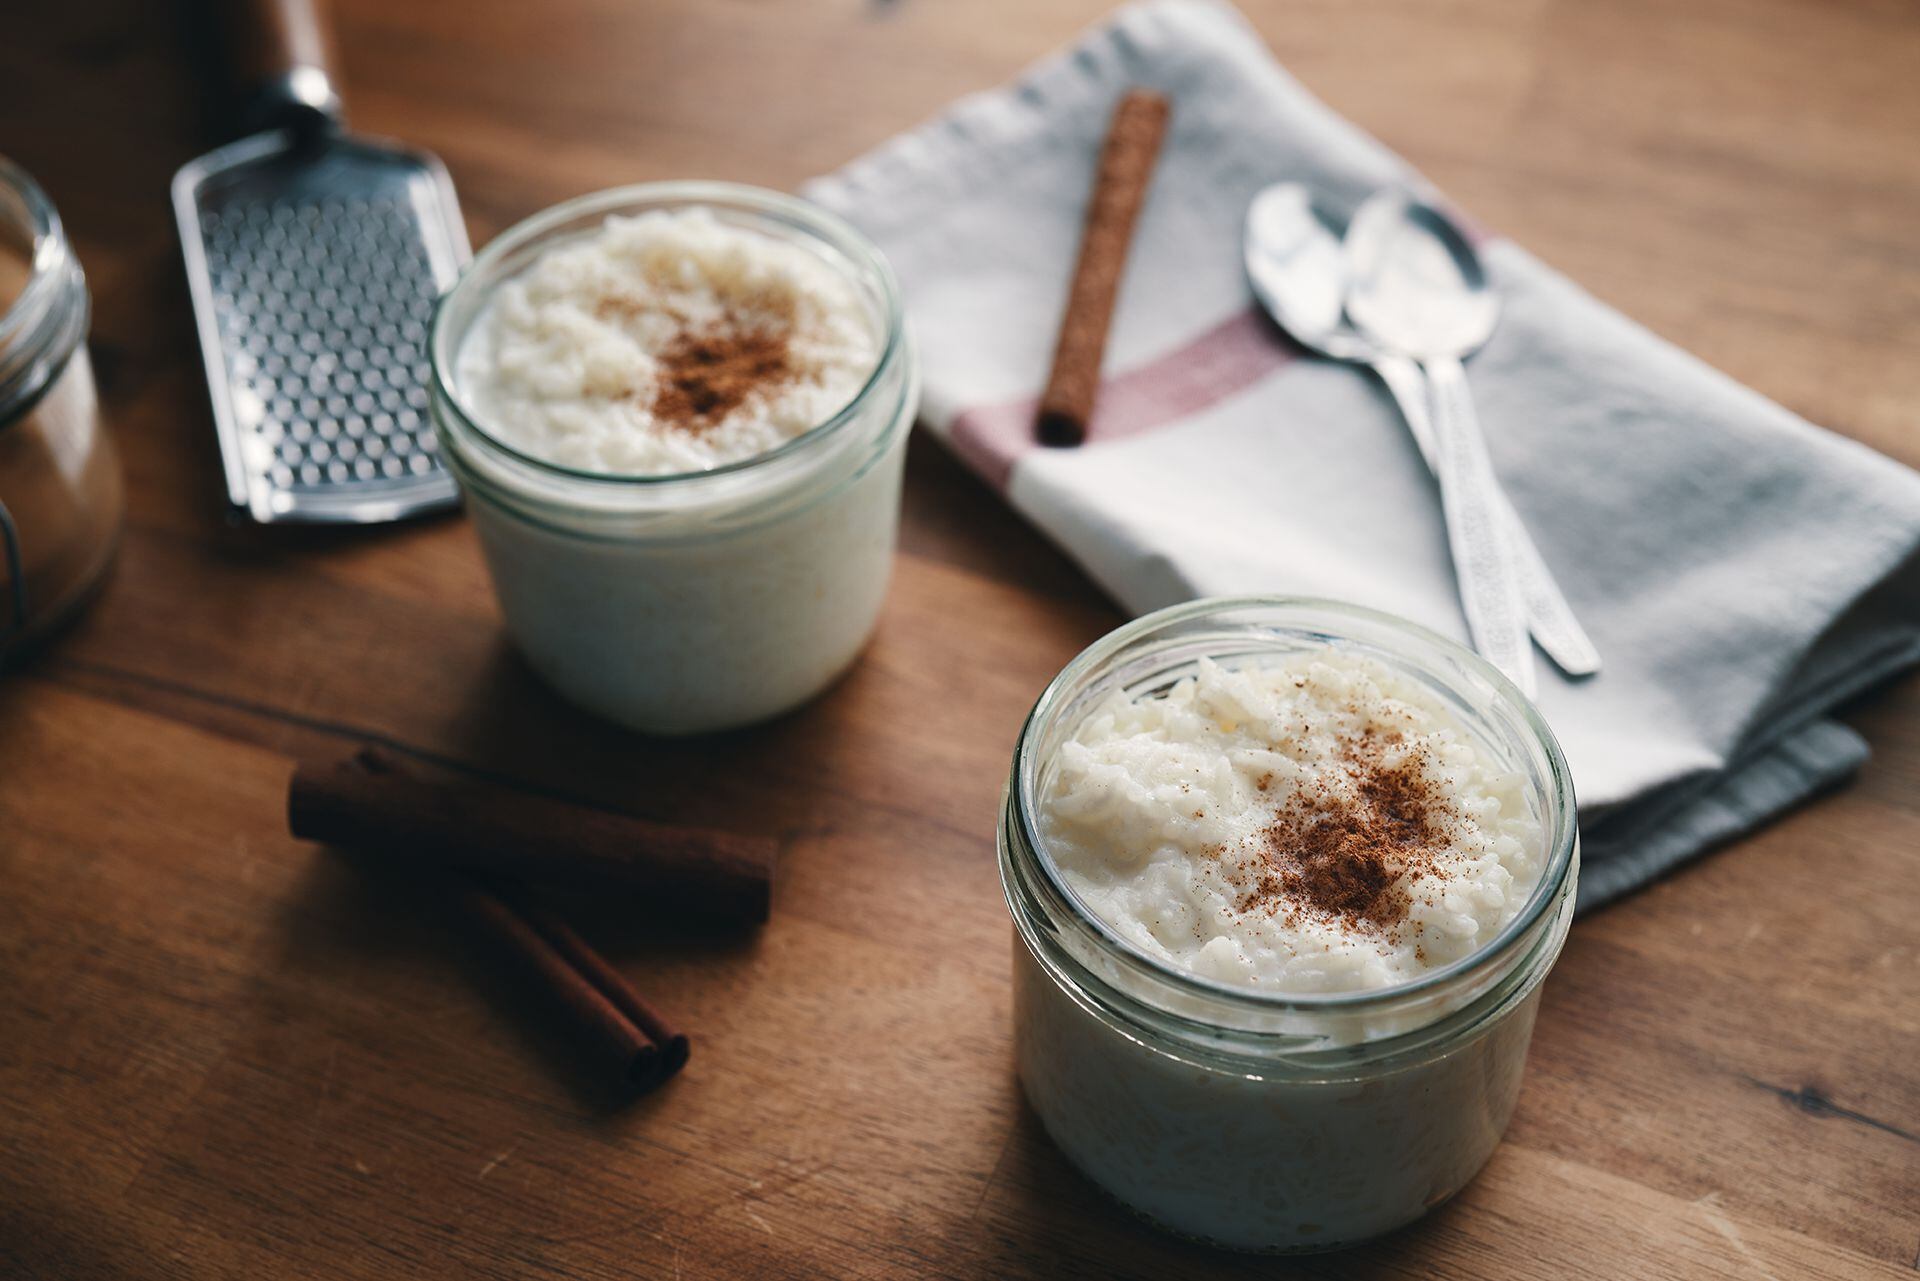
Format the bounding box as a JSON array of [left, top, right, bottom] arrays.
[[4, 1, 1916, 1276]]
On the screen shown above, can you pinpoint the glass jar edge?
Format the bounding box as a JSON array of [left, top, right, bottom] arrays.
[[0, 158, 88, 423], [427, 179, 909, 494], [1000, 596, 1582, 1030]]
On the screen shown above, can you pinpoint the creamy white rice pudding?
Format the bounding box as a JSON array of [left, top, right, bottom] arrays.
[[457, 207, 878, 475], [1001, 600, 1577, 1253], [1042, 655, 1544, 993], [433, 185, 914, 735]]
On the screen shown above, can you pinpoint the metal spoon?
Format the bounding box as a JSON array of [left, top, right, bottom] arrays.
[[1342, 190, 1534, 693], [1244, 184, 1599, 685], [1243, 184, 1371, 361]]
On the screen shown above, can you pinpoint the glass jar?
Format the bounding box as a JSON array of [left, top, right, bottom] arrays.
[[1000, 597, 1579, 1253], [430, 182, 917, 735], [0, 157, 122, 666]]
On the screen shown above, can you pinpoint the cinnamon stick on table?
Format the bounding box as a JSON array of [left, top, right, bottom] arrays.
[[288, 748, 774, 924], [1036, 88, 1171, 447], [287, 748, 701, 1094], [448, 876, 690, 1092]]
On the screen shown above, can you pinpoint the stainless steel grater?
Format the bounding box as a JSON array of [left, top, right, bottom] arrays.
[[172, 0, 469, 523]]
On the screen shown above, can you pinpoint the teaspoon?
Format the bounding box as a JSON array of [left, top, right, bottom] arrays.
[[1244, 184, 1599, 686]]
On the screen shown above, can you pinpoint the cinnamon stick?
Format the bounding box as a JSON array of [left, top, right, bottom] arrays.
[[1036, 88, 1171, 447], [446, 876, 690, 1092], [288, 748, 774, 923]]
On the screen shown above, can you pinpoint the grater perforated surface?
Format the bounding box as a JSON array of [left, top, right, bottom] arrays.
[[202, 195, 440, 490], [175, 133, 468, 522]]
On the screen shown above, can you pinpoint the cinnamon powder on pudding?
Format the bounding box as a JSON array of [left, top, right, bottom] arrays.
[[460, 208, 878, 473], [650, 320, 793, 432], [1240, 740, 1455, 935], [1040, 656, 1543, 993]]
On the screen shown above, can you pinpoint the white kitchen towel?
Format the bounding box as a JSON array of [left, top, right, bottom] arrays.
[[805, 0, 1920, 908]]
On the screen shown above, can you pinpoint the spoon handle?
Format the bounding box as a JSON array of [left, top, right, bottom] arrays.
[[1372, 355, 1600, 678], [1421, 356, 1534, 696], [1371, 352, 1439, 458]]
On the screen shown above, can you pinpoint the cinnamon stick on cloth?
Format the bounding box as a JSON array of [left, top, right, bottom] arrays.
[[1036, 88, 1171, 447], [288, 747, 774, 924]]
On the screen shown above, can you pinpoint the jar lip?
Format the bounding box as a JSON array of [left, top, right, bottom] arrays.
[[1010, 594, 1580, 1015], [0, 155, 66, 349], [428, 180, 905, 488]]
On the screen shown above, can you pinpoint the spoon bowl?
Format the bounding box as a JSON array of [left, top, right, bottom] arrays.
[[1344, 193, 1497, 362], [1242, 183, 1375, 362]]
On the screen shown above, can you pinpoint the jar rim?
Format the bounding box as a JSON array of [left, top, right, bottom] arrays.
[[1008, 595, 1580, 1016], [0, 156, 61, 347], [428, 180, 905, 489], [0, 156, 88, 429]]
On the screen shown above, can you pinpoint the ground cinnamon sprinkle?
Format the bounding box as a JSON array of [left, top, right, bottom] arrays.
[[1237, 739, 1456, 936], [650, 320, 793, 431]]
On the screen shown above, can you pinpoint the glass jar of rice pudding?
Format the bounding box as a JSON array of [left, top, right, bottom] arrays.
[[0, 157, 122, 666], [431, 182, 916, 734], [1000, 597, 1578, 1253]]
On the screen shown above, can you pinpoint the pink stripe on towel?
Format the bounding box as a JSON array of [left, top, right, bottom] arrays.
[[948, 306, 1297, 490]]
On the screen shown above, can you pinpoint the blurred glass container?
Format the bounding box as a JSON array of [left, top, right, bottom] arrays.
[[0, 157, 121, 666]]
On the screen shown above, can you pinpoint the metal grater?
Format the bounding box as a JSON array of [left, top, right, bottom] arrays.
[[172, 0, 468, 523]]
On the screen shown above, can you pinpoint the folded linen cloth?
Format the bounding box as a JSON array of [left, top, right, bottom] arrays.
[[805, 0, 1920, 908]]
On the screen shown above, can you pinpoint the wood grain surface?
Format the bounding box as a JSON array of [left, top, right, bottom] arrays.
[[4, 1, 1918, 1277]]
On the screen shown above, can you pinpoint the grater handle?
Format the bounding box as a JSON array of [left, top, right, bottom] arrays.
[[222, 0, 342, 137]]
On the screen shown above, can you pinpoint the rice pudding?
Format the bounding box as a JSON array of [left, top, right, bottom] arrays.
[[433, 185, 915, 735], [457, 206, 878, 475], [1042, 655, 1544, 993], [1001, 599, 1577, 1252]]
